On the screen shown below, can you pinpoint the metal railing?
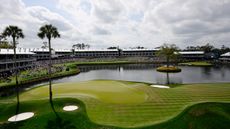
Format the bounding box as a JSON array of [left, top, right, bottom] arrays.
[[0, 58, 36, 64], [0, 64, 35, 73]]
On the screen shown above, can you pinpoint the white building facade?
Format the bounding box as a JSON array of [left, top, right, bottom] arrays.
[[0, 48, 36, 73]]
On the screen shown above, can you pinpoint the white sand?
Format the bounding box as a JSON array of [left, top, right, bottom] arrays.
[[8, 112, 34, 122], [150, 85, 170, 88], [63, 105, 79, 111]]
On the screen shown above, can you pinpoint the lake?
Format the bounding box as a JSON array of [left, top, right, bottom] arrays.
[[53, 64, 230, 84]]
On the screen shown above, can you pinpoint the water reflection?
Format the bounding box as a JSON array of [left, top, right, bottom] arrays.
[[78, 64, 158, 72], [201, 67, 211, 77], [166, 72, 169, 85], [221, 67, 225, 78], [56, 64, 230, 84], [156, 72, 183, 84]]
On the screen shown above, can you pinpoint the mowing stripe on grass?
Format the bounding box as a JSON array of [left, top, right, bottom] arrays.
[[2, 80, 230, 128]]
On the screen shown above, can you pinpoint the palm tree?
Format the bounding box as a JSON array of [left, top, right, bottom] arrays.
[[2, 26, 24, 109], [157, 44, 179, 67], [37, 24, 60, 102]]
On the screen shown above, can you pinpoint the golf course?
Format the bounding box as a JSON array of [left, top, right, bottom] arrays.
[[0, 80, 230, 129]]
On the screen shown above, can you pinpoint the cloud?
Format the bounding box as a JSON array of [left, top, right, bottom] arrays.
[[27, 6, 74, 31], [92, 0, 125, 24], [91, 26, 111, 35], [142, 0, 230, 47], [0, 0, 84, 49], [1, 0, 230, 49]]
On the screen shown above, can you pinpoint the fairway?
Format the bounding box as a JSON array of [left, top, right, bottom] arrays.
[[20, 80, 147, 104], [0, 80, 230, 128]]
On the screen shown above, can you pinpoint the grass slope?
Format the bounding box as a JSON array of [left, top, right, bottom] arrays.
[[143, 102, 230, 129], [0, 80, 230, 128]]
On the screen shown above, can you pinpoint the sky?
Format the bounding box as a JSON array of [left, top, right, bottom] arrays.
[[0, 0, 230, 49]]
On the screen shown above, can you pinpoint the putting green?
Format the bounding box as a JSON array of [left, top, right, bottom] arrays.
[[2, 80, 230, 128], [20, 80, 147, 104]]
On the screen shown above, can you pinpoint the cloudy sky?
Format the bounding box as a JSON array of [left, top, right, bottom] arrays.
[[1, 0, 230, 49]]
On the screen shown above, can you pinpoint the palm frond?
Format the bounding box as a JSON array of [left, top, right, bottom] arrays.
[[2, 25, 24, 39], [38, 24, 60, 39]]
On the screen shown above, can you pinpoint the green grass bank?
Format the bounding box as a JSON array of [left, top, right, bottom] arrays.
[[0, 63, 80, 88]]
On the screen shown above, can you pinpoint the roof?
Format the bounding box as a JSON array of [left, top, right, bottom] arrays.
[[122, 48, 159, 51], [55, 49, 71, 52], [75, 49, 118, 52], [221, 52, 230, 57], [0, 48, 35, 55], [74, 48, 159, 52], [178, 51, 204, 55], [30, 48, 49, 52], [30, 48, 71, 53]]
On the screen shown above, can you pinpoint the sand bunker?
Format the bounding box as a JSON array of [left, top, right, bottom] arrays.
[[150, 85, 170, 88], [63, 105, 79, 111], [8, 112, 34, 122]]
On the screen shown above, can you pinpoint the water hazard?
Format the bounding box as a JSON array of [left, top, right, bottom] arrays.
[[54, 64, 230, 84]]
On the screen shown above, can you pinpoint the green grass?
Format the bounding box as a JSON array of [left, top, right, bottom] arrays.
[[0, 80, 230, 129], [19, 80, 147, 104], [179, 61, 213, 66], [142, 102, 230, 129], [0, 98, 119, 129], [62, 61, 138, 67]]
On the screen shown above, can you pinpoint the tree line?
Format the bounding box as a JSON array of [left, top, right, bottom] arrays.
[[72, 43, 90, 50], [184, 43, 230, 56]]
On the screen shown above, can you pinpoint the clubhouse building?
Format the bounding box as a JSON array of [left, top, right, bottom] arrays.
[[219, 52, 230, 63], [74, 48, 158, 58], [30, 48, 72, 60], [0, 48, 35, 73], [178, 51, 205, 60], [29, 48, 206, 60], [2, 47, 225, 74]]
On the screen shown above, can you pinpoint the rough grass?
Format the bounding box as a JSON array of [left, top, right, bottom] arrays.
[[0, 80, 230, 128]]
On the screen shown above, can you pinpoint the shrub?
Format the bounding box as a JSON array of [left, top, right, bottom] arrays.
[[156, 66, 181, 73], [66, 64, 77, 69]]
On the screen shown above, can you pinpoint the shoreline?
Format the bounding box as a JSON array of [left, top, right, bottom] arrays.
[[0, 60, 226, 91], [0, 61, 152, 90]]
